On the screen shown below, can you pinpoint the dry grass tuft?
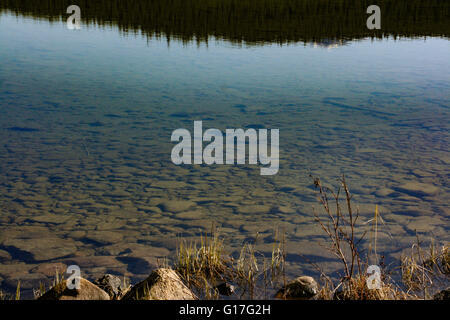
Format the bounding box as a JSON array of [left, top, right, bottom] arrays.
[[401, 238, 449, 299], [308, 175, 448, 300], [174, 226, 286, 299]]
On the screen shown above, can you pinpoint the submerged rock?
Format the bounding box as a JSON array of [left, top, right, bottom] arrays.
[[30, 262, 67, 277], [394, 182, 439, 197], [2, 237, 77, 261], [121, 268, 197, 300], [275, 276, 318, 300], [38, 278, 110, 300], [158, 200, 195, 213]]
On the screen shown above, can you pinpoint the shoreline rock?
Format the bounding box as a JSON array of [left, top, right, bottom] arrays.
[[38, 278, 110, 300], [94, 274, 130, 300], [122, 268, 197, 300]]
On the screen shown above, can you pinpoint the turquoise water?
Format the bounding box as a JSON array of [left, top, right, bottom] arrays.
[[0, 14, 449, 295]]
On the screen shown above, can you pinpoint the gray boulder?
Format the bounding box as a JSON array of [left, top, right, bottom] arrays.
[[94, 274, 129, 300]]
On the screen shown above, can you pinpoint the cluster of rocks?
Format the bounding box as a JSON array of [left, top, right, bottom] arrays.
[[37, 268, 197, 300], [33, 269, 450, 300], [35, 269, 320, 300]]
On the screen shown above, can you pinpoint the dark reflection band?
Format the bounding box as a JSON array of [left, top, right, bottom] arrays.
[[1, 0, 449, 44]]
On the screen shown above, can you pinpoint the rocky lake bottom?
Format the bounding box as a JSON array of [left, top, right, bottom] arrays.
[[0, 14, 449, 297]]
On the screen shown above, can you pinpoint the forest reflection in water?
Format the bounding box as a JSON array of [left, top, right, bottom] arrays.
[[1, 0, 449, 45]]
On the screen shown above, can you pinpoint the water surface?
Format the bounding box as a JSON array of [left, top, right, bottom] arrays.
[[0, 2, 449, 297]]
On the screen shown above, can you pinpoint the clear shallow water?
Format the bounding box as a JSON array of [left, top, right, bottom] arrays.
[[0, 14, 449, 294]]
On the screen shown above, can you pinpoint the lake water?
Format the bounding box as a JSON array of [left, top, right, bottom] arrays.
[[0, 4, 449, 297]]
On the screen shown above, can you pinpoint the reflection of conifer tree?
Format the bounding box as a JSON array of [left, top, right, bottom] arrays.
[[1, 0, 448, 44]]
